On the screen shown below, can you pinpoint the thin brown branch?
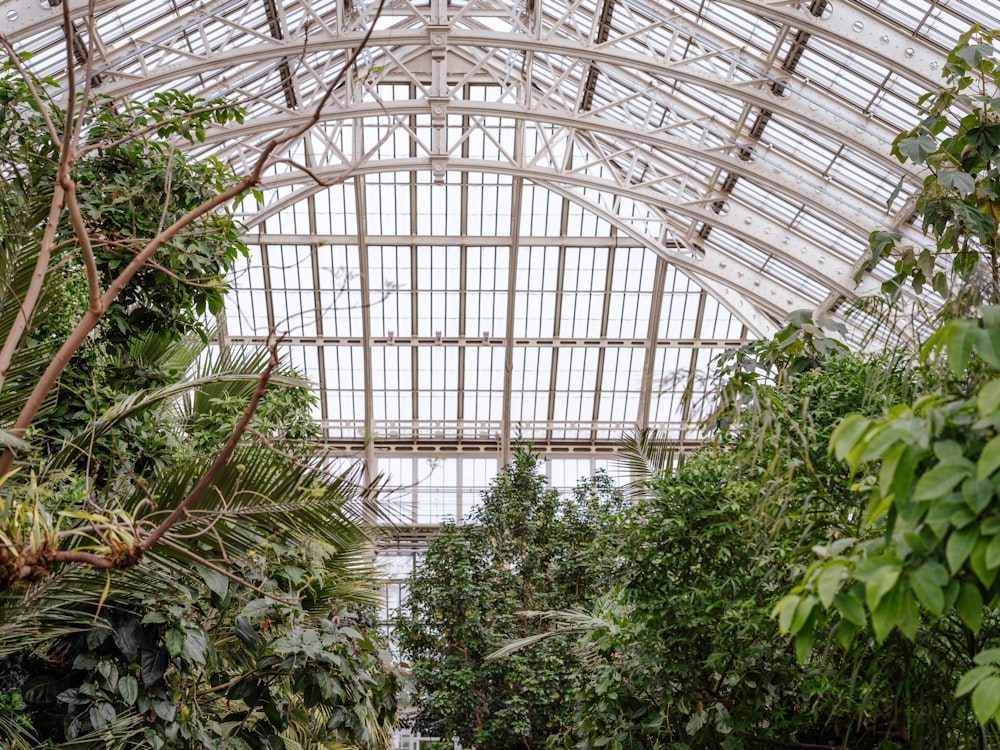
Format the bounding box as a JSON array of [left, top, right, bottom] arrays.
[[158, 150, 176, 233], [42, 550, 115, 571], [157, 537, 298, 607], [63, 181, 102, 312], [0, 183, 65, 392], [141, 344, 278, 551], [0, 2, 386, 474], [0, 37, 62, 145]]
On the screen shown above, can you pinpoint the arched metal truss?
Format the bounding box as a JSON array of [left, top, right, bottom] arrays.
[[5, 0, 998, 524]]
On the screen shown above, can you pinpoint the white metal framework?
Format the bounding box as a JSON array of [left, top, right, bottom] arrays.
[[7, 0, 998, 524]]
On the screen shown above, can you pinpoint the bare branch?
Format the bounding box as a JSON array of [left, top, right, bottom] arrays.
[[63, 181, 102, 312], [140, 343, 278, 551], [0, 182, 65, 393], [158, 537, 298, 606], [0, 37, 62, 145]]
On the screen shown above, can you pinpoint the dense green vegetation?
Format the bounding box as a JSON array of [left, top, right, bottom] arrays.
[[398, 28, 1000, 749], [0, 55, 399, 749], [394, 451, 626, 750]]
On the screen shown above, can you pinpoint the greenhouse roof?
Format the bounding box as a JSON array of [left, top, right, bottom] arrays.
[[6, 0, 999, 481]]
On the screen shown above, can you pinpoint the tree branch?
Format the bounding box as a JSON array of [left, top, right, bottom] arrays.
[[157, 537, 298, 606], [140, 343, 278, 552], [0, 0, 386, 475]]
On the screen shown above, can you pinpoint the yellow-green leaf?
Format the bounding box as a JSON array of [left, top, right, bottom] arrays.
[[816, 563, 847, 609], [979, 435, 1000, 480], [972, 676, 1000, 724]]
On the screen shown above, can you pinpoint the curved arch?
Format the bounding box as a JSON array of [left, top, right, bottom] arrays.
[[246, 158, 851, 318], [204, 99, 924, 245], [96, 30, 910, 172]]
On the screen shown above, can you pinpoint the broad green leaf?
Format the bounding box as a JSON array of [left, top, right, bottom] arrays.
[[880, 443, 920, 503], [165, 628, 184, 658], [963, 477, 993, 514], [863, 561, 902, 612], [979, 436, 1000, 480], [118, 676, 139, 706], [896, 589, 920, 640], [914, 462, 973, 502], [830, 414, 872, 468], [870, 586, 903, 643], [983, 306, 1000, 328], [978, 326, 1000, 370], [794, 613, 815, 664], [816, 563, 847, 609], [772, 594, 800, 634], [970, 536, 1000, 589], [987, 535, 1000, 569], [955, 43, 996, 68], [967, 122, 1000, 155], [834, 591, 866, 627], [895, 133, 938, 163], [981, 380, 1000, 418], [197, 566, 230, 600], [947, 525, 980, 573], [972, 676, 1000, 724], [789, 595, 817, 635], [938, 168, 976, 194], [89, 703, 116, 729], [975, 648, 1000, 666], [910, 563, 946, 615], [865, 490, 895, 525], [956, 665, 996, 697], [834, 619, 859, 650], [939, 319, 979, 377], [956, 581, 985, 633], [182, 626, 209, 664]]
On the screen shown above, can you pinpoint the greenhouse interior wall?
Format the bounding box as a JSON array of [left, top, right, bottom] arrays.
[[7, 0, 1000, 746]]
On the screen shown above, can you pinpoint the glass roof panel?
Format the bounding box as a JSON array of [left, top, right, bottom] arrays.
[[11, 0, 1000, 476]]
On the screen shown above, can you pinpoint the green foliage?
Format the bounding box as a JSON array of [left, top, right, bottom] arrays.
[[780, 308, 1000, 733], [20, 544, 399, 749], [862, 26, 1000, 311], [548, 348, 979, 749], [0, 63, 250, 473], [395, 450, 626, 750]]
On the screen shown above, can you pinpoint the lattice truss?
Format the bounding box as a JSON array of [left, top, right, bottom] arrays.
[[6, 0, 999, 469]]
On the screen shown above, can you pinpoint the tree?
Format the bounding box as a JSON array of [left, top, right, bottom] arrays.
[[863, 25, 1000, 313], [394, 449, 626, 750], [521, 333, 992, 750], [774, 27, 1000, 738], [0, 5, 401, 747]]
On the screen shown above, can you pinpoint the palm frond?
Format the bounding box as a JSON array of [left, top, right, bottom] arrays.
[[45, 371, 307, 472], [121, 446, 381, 606], [615, 428, 676, 496]]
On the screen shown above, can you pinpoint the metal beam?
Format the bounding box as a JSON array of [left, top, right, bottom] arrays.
[[208, 101, 923, 247], [221, 335, 750, 348], [95, 30, 907, 171], [720, 0, 945, 91], [500, 177, 524, 466], [246, 161, 853, 318], [3, 0, 130, 41], [636, 257, 668, 430]]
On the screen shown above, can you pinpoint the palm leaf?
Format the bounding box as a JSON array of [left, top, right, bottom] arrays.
[[615, 428, 676, 496]]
